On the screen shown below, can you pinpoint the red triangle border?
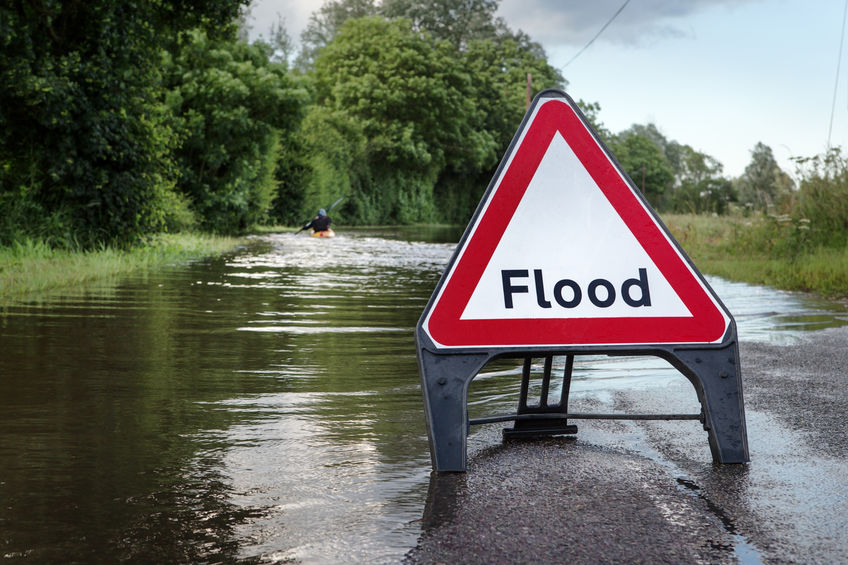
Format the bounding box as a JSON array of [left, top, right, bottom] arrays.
[[425, 96, 728, 348]]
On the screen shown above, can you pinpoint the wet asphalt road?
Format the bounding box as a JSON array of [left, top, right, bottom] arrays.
[[405, 326, 848, 564]]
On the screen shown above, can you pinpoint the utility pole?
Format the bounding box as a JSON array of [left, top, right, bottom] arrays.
[[526, 73, 532, 111]]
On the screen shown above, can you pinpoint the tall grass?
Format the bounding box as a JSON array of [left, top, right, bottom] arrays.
[[694, 248, 848, 297], [664, 214, 848, 299], [0, 234, 244, 304], [662, 150, 848, 299]]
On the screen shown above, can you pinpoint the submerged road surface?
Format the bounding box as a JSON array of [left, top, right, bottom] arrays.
[[406, 326, 848, 564]]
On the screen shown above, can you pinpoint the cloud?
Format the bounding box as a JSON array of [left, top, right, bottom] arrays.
[[245, 0, 763, 51], [497, 0, 761, 47]]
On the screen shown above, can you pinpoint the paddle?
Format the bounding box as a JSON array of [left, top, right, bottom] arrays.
[[327, 196, 344, 212]]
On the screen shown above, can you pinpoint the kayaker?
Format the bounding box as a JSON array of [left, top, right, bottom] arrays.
[[302, 208, 332, 233]]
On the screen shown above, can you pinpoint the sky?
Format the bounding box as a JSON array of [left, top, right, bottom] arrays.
[[246, 0, 848, 180]]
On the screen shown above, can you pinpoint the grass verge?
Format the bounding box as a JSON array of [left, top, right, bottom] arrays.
[[664, 214, 848, 300], [0, 233, 246, 304]]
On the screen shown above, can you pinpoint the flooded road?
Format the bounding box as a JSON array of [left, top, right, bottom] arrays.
[[1, 228, 846, 563]]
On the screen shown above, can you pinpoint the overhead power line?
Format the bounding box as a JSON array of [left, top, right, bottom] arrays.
[[828, 0, 848, 148], [562, 0, 631, 69]]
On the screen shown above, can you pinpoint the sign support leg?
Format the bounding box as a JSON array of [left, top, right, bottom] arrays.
[[418, 350, 490, 472], [669, 342, 749, 463], [503, 355, 578, 438]]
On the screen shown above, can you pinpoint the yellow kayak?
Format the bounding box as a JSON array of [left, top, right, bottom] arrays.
[[310, 228, 335, 238]]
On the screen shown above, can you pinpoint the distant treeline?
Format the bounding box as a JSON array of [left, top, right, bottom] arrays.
[[1, 0, 843, 251]]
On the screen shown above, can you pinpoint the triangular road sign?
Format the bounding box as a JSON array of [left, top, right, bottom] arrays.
[[421, 90, 730, 349]]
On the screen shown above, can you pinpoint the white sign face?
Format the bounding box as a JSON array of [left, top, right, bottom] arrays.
[[460, 132, 691, 320]]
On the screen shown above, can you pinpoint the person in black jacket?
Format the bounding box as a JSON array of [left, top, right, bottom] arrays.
[[302, 208, 331, 232]]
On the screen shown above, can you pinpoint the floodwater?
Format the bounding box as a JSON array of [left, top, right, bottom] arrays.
[[1, 228, 846, 563]]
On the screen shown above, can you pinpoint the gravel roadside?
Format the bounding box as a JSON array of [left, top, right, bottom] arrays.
[[405, 325, 848, 564]]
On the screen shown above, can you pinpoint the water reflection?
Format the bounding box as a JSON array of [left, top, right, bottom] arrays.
[[710, 275, 848, 342], [209, 231, 444, 562], [0, 227, 845, 563]]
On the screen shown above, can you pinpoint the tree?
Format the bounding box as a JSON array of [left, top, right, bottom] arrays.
[[577, 100, 611, 142], [608, 124, 734, 213], [381, 0, 502, 50], [608, 132, 674, 207], [735, 142, 794, 213], [665, 143, 735, 214], [463, 34, 564, 152], [432, 33, 564, 222], [163, 31, 307, 233], [268, 14, 295, 65], [674, 143, 723, 185], [0, 0, 250, 247], [296, 0, 377, 70], [617, 124, 679, 181], [621, 124, 669, 152], [312, 16, 496, 223], [792, 148, 848, 247], [292, 0, 571, 224], [296, 0, 506, 69], [292, 107, 368, 223]]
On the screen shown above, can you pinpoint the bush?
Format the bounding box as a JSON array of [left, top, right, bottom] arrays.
[[310, 17, 496, 225], [163, 31, 307, 233], [0, 1, 250, 248], [793, 149, 848, 248], [294, 107, 367, 224]]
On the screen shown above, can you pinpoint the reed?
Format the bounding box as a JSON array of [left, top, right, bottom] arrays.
[[0, 234, 244, 303], [664, 214, 848, 299]]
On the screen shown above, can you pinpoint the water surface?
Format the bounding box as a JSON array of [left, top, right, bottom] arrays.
[[1, 227, 845, 563]]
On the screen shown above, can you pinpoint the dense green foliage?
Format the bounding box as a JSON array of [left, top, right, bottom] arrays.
[[0, 0, 249, 247], [606, 123, 734, 214], [312, 17, 496, 222], [1, 0, 565, 241], [295, 106, 367, 222], [297, 0, 565, 225], [608, 131, 674, 205], [163, 30, 306, 232], [734, 142, 794, 213], [696, 149, 848, 261]]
